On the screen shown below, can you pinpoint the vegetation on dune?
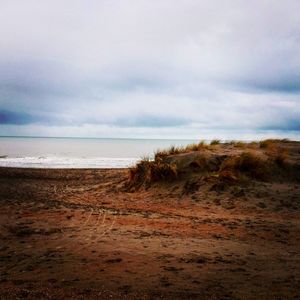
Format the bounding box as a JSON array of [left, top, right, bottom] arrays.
[[129, 157, 177, 188], [128, 139, 294, 189], [259, 138, 290, 149], [185, 140, 206, 152], [154, 145, 185, 159], [153, 138, 227, 159], [188, 154, 210, 171], [210, 139, 221, 145], [272, 150, 288, 167], [154, 141, 207, 159], [219, 152, 270, 181], [228, 141, 248, 148]]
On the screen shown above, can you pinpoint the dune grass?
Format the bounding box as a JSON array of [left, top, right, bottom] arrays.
[[129, 157, 177, 188], [228, 141, 247, 148], [219, 152, 270, 180], [210, 139, 221, 145], [259, 138, 290, 149], [128, 139, 291, 188], [154, 141, 207, 159]]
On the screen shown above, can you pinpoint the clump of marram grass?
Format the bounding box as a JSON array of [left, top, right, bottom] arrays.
[[219, 152, 270, 181], [185, 140, 207, 152], [258, 139, 289, 167], [150, 159, 177, 182], [210, 139, 221, 145], [259, 139, 276, 149], [154, 145, 185, 159], [154, 141, 207, 159], [259, 139, 289, 149], [129, 157, 177, 188], [166, 145, 185, 155], [265, 146, 289, 167]]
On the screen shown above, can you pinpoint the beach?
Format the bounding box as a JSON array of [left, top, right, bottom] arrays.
[[2, 1, 300, 298], [0, 141, 300, 299]]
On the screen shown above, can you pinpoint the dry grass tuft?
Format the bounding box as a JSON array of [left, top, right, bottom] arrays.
[[259, 139, 275, 149], [210, 139, 221, 145], [266, 147, 289, 167], [154, 145, 185, 159], [154, 141, 208, 159], [185, 141, 207, 152], [150, 159, 178, 182], [220, 152, 270, 180], [259, 139, 289, 149], [259, 140, 289, 167], [129, 157, 177, 188]]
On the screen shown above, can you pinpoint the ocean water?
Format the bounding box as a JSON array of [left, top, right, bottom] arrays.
[[0, 137, 197, 168]]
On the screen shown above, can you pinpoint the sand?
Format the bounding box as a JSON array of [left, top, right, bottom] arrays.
[[0, 143, 300, 299]]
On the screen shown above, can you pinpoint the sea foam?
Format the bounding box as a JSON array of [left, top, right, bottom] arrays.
[[0, 156, 139, 169]]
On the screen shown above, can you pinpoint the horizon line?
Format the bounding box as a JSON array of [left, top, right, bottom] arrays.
[[0, 135, 200, 141]]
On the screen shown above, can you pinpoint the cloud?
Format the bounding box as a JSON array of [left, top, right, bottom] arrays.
[[0, 110, 37, 125], [0, 0, 299, 138]]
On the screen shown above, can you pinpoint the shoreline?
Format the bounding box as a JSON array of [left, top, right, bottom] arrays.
[[0, 157, 139, 169], [0, 166, 129, 171]]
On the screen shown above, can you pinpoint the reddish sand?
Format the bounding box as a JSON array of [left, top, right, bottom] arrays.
[[0, 143, 300, 299]]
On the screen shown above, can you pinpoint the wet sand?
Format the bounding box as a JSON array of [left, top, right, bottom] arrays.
[[0, 165, 299, 299]]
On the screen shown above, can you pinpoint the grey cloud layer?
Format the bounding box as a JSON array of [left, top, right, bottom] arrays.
[[0, 0, 299, 137]]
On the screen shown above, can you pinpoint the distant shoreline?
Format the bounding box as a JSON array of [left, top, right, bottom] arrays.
[[0, 135, 198, 141]]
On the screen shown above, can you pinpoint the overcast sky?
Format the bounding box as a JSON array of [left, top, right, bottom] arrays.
[[0, 0, 300, 140]]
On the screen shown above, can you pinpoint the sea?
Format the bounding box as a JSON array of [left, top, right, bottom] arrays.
[[0, 136, 198, 168]]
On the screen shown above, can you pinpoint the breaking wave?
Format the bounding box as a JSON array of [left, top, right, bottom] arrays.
[[0, 156, 139, 169]]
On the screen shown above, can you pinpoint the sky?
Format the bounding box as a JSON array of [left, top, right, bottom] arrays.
[[0, 0, 300, 140]]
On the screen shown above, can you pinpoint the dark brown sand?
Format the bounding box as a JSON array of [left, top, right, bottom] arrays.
[[0, 142, 300, 299]]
